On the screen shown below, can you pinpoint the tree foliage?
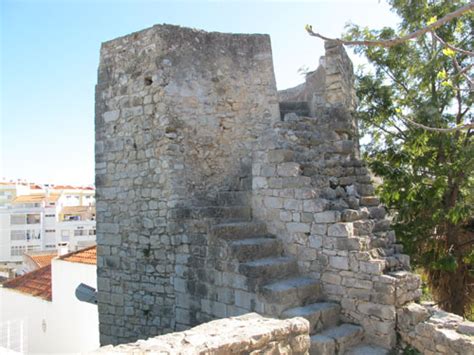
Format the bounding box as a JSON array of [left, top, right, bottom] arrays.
[[343, 0, 473, 316]]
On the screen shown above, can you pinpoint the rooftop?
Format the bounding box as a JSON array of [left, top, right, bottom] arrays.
[[2, 265, 52, 301], [2, 246, 97, 300], [59, 245, 97, 265], [12, 193, 60, 204], [25, 251, 57, 268]]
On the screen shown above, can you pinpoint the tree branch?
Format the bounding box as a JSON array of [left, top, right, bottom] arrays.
[[401, 115, 474, 132], [431, 31, 474, 57], [305, 2, 474, 48]]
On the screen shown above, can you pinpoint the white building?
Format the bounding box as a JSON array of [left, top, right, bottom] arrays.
[[0, 246, 99, 353], [0, 183, 96, 264]]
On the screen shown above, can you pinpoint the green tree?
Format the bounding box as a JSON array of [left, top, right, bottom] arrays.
[[309, 0, 473, 316]]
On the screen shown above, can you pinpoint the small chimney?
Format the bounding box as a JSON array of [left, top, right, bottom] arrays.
[[57, 242, 69, 256]]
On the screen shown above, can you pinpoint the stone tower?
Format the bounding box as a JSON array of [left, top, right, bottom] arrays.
[[95, 25, 423, 352]]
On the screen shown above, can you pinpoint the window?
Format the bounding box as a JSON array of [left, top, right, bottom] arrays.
[[12, 214, 41, 225], [10, 214, 26, 225], [45, 214, 55, 218], [25, 230, 41, 240], [61, 230, 70, 237], [45, 229, 56, 233], [10, 246, 26, 256], [26, 214, 40, 224], [10, 230, 26, 241], [45, 244, 56, 249], [74, 230, 86, 236], [88, 229, 96, 236]]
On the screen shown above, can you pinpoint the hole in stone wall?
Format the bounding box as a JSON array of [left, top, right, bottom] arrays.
[[144, 77, 153, 86]]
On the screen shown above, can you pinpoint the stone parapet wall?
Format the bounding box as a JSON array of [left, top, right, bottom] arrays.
[[398, 303, 474, 354], [90, 313, 310, 354]]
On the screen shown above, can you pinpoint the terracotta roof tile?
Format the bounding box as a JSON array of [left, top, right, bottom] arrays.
[[60, 246, 97, 265], [2, 265, 52, 301], [27, 253, 57, 268], [12, 193, 60, 204]]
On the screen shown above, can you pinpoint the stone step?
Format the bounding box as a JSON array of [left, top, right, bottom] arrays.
[[344, 344, 390, 355], [211, 221, 267, 240], [282, 302, 341, 334], [217, 191, 251, 206], [310, 324, 364, 355], [229, 237, 283, 262], [239, 257, 298, 283], [260, 276, 321, 309]]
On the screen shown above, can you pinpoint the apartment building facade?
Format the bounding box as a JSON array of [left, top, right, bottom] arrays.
[[0, 182, 96, 263]]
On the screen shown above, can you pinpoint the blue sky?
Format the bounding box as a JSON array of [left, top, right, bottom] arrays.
[[1, 0, 399, 185]]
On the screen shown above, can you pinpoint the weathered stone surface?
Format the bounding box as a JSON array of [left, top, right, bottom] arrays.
[[397, 303, 474, 354], [95, 23, 465, 355], [310, 334, 335, 355], [345, 344, 389, 355], [321, 324, 364, 354], [91, 313, 310, 354]]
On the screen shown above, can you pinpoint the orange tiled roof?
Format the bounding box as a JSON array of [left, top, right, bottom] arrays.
[[12, 193, 60, 204], [2, 265, 52, 301], [12, 194, 45, 203], [53, 185, 76, 190], [60, 245, 97, 265], [28, 253, 57, 268], [53, 185, 95, 191]]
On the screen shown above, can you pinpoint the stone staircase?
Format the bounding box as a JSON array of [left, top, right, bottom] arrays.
[[210, 207, 388, 354], [275, 106, 411, 274], [180, 103, 408, 353]]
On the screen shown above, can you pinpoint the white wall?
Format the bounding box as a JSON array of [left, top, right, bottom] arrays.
[[0, 213, 11, 262], [50, 259, 99, 353], [0, 288, 54, 353], [0, 260, 99, 353]]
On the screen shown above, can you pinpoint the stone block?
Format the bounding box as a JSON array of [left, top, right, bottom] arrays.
[[314, 211, 340, 223], [359, 260, 385, 275], [327, 223, 353, 237], [277, 162, 301, 177], [102, 110, 120, 123], [310, 334, 335, 355], [287, 222, 310, 234], [357, 302, 396, 320], [303, 199, 325, 213], [311, 223, 327, 235], [329, 256, 349, 270], [309, 235, 323, 249], [268, 149, 295, 163], [263, 196, 283, 209], [253, 177, 268, 189]]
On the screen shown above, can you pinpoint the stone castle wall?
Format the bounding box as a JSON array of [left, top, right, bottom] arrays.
[[95, 25, 474, 353], [95, 24, 279, 344]]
